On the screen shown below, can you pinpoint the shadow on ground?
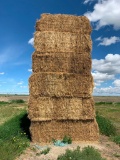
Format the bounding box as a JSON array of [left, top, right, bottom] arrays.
[[20, 113, 31, 140]]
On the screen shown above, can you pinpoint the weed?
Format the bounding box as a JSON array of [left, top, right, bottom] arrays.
[[113, 153, 120, 158], [41, 147, 51, 155], [57, 146, 106, 160], [62, 135, 72, 144]]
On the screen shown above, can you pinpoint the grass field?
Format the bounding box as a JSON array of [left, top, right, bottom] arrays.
[[0, 97, 120, 160]]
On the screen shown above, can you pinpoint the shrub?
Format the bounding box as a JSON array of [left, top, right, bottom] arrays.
[[10, 99, 25, 103], [57, 146, 106, 160]]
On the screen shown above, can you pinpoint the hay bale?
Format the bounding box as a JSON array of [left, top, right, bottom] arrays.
[[36, 14, 92, 34], [30, 119, 99, 143], [29, 73, 94, 97], [28, 13, 99, 143], [34, 31, 92, 53], [28, 96, 95, 121], [32, 52, 91, 74]]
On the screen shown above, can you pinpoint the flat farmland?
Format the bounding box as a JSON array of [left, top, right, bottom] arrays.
[[0, 95, 120, 102]]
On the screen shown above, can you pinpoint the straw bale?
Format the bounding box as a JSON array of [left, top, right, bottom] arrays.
[[34, 31, 92, 53], [30, 119, 99, 143], [29, 73, 94, 98], [32, 52, 91, 74], [36, 14, 92, 34], [28, 96, 95, 121]]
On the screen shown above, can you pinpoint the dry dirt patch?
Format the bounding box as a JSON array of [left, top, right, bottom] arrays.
[[16, 135, 120, 160]]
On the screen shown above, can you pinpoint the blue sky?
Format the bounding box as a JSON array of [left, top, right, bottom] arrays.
[[0, 0, 120, 95]]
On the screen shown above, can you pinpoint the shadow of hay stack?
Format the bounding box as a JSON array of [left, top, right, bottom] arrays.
[[20, 113, 31, 140], [28, 14, 99, 143]]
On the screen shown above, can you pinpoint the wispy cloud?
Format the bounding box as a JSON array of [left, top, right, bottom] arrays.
[[83, 0, 95, 4], [93, 86, 120, 95], [28, 69, 32, 72], [0, 72, 5, 75], [0, 45, 25, 65], [96, 36, 120, 46], [28, 38, 34, 46], [17, 81, 24, 85], [84, 0, 120, 30]]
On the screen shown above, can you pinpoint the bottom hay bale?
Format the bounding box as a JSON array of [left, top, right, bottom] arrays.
[[30, 119, 99, 143], [28, 96, 95, 120]]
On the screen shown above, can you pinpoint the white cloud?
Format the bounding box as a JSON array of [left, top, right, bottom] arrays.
[[96, 36, 120, 46], [92, 54, 120, 89], [28, 38, 34, 46], [83, 0, 95, 4], [93, 86, 120, 95], [113, 79, 120, 87], [28, 69, 32, 72], [92, 54, 120, 75], [84, 0, 120, 30], [92, 71, 114, 82], [20, 85, 27, 88], [17, 81, 24, 85], [0, 72, 4, 75]]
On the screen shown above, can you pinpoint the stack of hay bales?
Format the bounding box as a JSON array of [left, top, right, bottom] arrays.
[[28, 14, 99, 143]]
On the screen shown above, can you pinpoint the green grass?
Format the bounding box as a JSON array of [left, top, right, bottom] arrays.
[[0, 101, 27, 125], [96, 113, 116, 136], [95, 102, 120, 145], [0, 111, 30, 160], [95, 102, 120, 134], [111, 136, 120, 146], [95, 102, 113, 105], [0, 101, 30, 160], [57, 146, 106, 160]]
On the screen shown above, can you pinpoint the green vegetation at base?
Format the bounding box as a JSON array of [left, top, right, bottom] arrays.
[[62, 135, 72, 144], [57, 146, 106, 160], [0, 111, 30, 160]]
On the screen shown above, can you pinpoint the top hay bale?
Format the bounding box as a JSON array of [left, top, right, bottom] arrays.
[[34, 14, 92, 53], [36, 14, 92, 34]]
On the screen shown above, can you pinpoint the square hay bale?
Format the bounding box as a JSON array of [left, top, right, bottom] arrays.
[[30, 119, 99, 143], [34, 31, 92, 53], [28, 96, 95, 121], [32, 52, 91, 74], [36, 14, 92, 34], [29, 73, 94, 97]]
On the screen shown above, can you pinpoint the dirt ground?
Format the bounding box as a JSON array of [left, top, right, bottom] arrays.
[[0, 95, 120, 102], [16, 135, 120, 160]]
